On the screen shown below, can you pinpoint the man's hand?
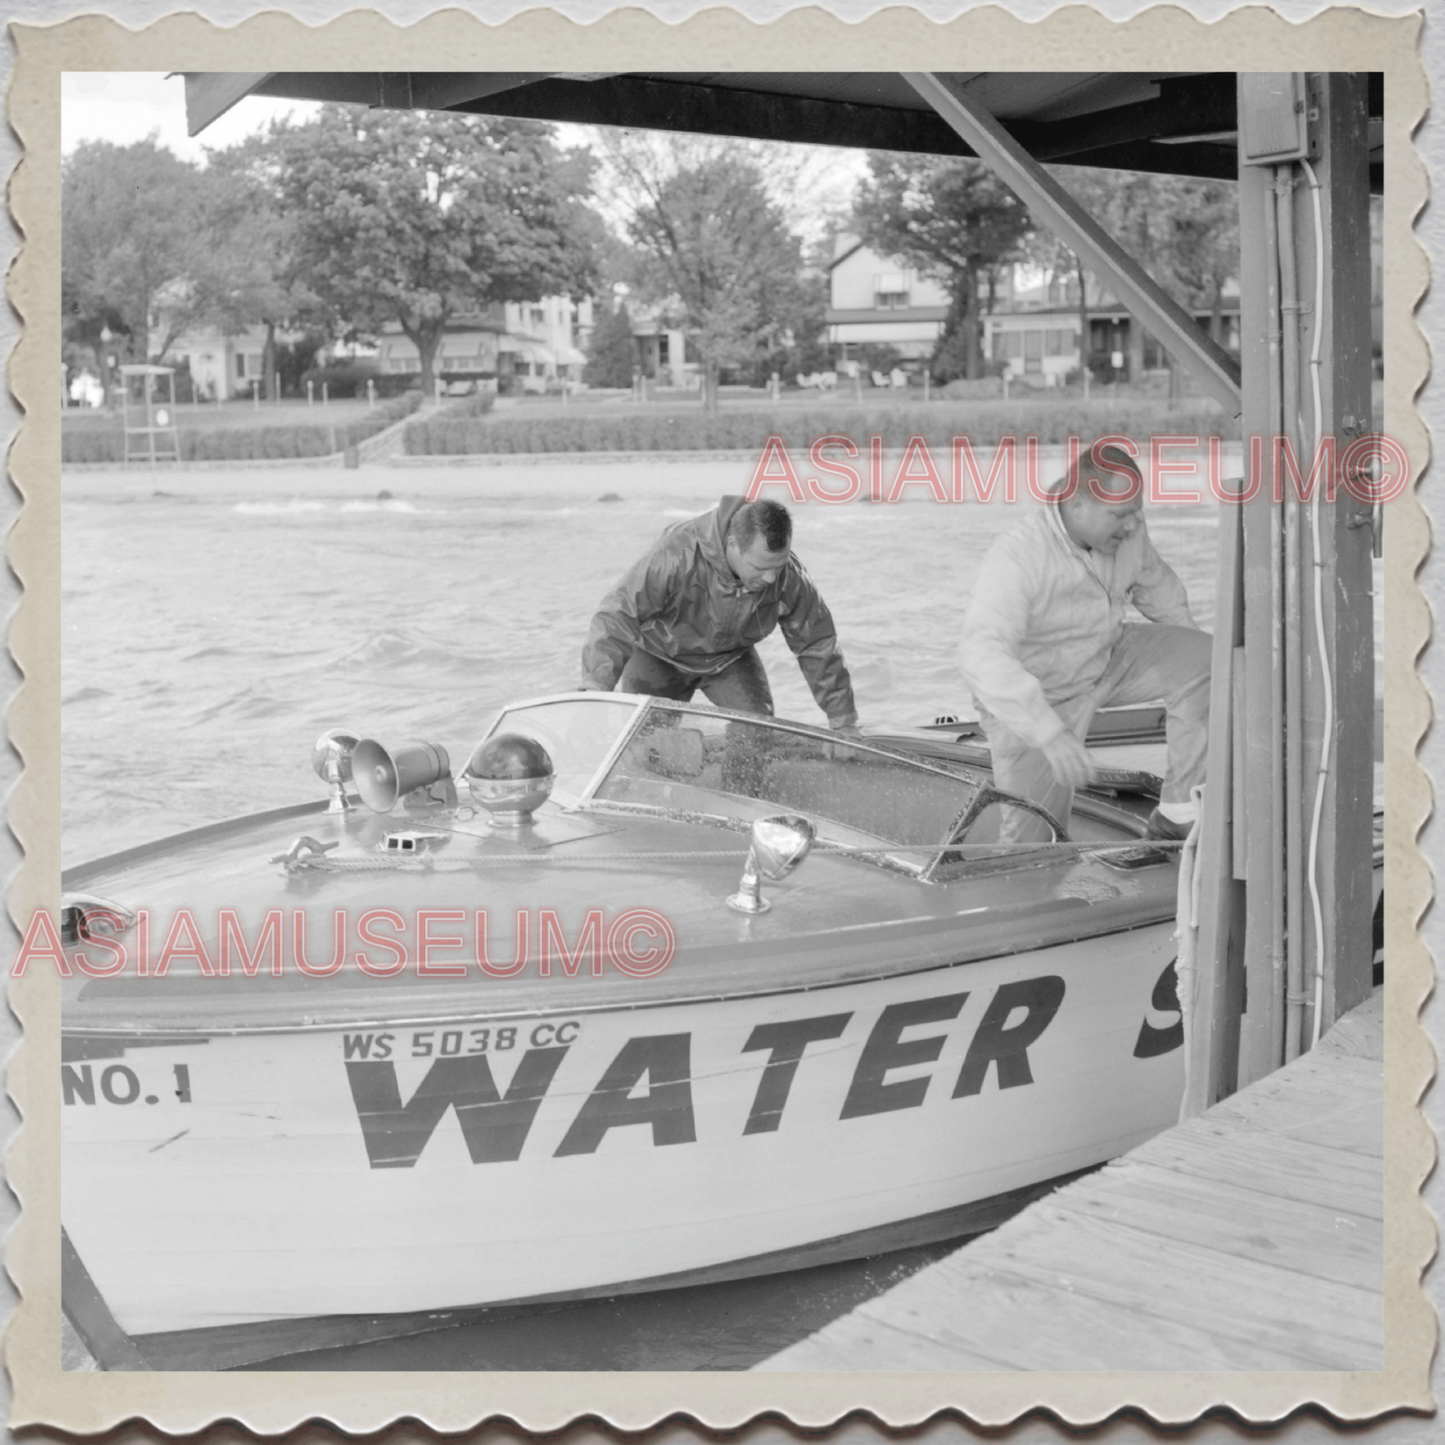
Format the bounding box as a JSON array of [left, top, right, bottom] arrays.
[[576, 678, 608, 693], [1041, 730, 1096, 789]]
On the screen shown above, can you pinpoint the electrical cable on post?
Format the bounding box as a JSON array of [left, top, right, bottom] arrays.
[[1300, 157, 1334, 1050], [1277, 163, 1306, 1062], [1263, 163, 1288, 1072]]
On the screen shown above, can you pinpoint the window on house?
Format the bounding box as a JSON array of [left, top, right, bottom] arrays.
[[235, 353, 247, 379], [1024, 331, 1043, 371], [1045, 329, 1076, 357], [875, 272, 910, 309], [657, 336, 670, 365], [995, 330, 1023, 360]]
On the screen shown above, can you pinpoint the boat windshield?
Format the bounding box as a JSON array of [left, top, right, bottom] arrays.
[[481, 696, 643, 802], [591, 703, 984, 854]]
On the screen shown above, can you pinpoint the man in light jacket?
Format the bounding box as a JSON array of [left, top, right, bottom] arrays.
[[581, 496, 859, 732], [959, 443, 1211, 844]]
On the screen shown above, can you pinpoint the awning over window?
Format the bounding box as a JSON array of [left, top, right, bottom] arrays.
[[500, 340, 556, 363]]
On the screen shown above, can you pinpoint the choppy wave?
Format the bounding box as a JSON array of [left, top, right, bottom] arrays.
[[338, 499, 422, 514], [233, 500, 328, 516], [327, 630, 472, 671], [61, 684, 112, 706]]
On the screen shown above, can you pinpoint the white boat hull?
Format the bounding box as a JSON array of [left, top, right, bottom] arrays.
[[64, 921, 1183, 1338]]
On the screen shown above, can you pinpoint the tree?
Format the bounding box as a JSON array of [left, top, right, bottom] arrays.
[[272, 106, 596, 395], [854, 154, 1032, 380], [1041, 167, 1239, 385], [601, 133, 813, 410], [1156, 178, 1239, 346], [189, 132, 322, 400], [62, 137, 206, 362], [584, 298, 637, 388]]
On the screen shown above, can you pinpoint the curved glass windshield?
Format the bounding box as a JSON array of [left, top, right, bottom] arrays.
[[481, 696, 641, 801], [592, 705, 983, 852]]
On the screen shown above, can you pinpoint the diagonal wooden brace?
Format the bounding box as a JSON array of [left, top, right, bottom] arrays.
[[904, 71, 1243, 417]]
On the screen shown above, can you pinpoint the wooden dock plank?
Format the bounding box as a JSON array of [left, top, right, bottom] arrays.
[[759, 993, 1383, 1373], [1203, 1054, 1381, 1154], [1137, 1123, 1381, 1217], [824, 1244, 1380, 1372], [1050, 1165, 1382, 1291]]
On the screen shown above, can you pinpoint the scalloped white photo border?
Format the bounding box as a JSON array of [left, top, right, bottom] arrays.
[[4, 7, 1433, 1433]]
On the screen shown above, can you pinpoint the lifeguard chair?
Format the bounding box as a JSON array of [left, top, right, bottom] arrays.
[[119, 364, 181, 467]]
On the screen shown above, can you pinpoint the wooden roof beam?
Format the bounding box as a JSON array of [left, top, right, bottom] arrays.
[[1011, 73, 1236, 162], [460, 75, 982, 158], [904, 70, 1243, 415], [184, 72, 274, 136]]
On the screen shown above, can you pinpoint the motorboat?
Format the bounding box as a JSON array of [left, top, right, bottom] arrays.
[[56, 693, 1248, 1367]]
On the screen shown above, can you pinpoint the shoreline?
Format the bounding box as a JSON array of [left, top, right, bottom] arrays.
[[60, 443, 1247, 505]]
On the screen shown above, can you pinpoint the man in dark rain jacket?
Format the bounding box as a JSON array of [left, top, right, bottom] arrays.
[[580, 496, 859, 731]]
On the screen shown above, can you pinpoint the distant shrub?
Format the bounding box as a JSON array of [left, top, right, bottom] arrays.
[[62, 428, 125, 464], [299, 360, 382, 400], [60, 391, 423, 465], [433, 388, 496, 418], [402, 401, 1238, 457], [938, 377, 1006, 401]]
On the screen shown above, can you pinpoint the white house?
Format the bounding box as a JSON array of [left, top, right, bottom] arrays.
[[984, 267, 1242, 387], [148, 320, 269, 400], [377, 295, 593, 392], [824, 233, 951, 361], [821, 232, 1248, 388], [629, 314, 695, 390]]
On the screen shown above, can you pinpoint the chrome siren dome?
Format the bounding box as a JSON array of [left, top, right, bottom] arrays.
[[465, 734, 554, 825]]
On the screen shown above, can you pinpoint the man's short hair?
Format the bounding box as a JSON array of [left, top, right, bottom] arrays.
[[728, 499, 792, 554], [1055, 441, 1142, 503]]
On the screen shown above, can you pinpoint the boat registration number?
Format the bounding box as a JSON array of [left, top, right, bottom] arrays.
[[342, 1019, 582, 1063]]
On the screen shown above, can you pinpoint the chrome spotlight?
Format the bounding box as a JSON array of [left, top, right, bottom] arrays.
[[311, 728, 361, 812], [727, 814, 815, 914], [465, 734, 555, 826], [59, 893, 135, 947]]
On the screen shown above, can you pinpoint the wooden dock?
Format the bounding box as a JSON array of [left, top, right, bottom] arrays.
[[759, 990, 1383, 1372]]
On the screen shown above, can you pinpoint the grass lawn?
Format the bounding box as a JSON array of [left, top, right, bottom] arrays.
[[62, 398, 387, 432]]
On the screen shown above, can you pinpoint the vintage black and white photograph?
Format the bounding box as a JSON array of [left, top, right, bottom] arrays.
[[6, 6, 1433, 1432]]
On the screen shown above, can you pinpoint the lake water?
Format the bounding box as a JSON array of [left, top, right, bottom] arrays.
[[60, 451, 1243, 867]]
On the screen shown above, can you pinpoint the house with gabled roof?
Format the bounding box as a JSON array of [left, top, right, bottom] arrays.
[[824, 232, 951, 364]]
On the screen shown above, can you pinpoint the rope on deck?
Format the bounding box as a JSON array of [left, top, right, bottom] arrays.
[[271, 832, 1183, 875]]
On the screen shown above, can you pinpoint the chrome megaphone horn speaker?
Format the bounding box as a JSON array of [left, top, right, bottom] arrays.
[[351, 740, 452, 813]]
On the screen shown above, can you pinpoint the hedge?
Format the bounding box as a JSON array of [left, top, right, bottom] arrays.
[[62, 392, 423, 465], [402, 401, 1239, 457]]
